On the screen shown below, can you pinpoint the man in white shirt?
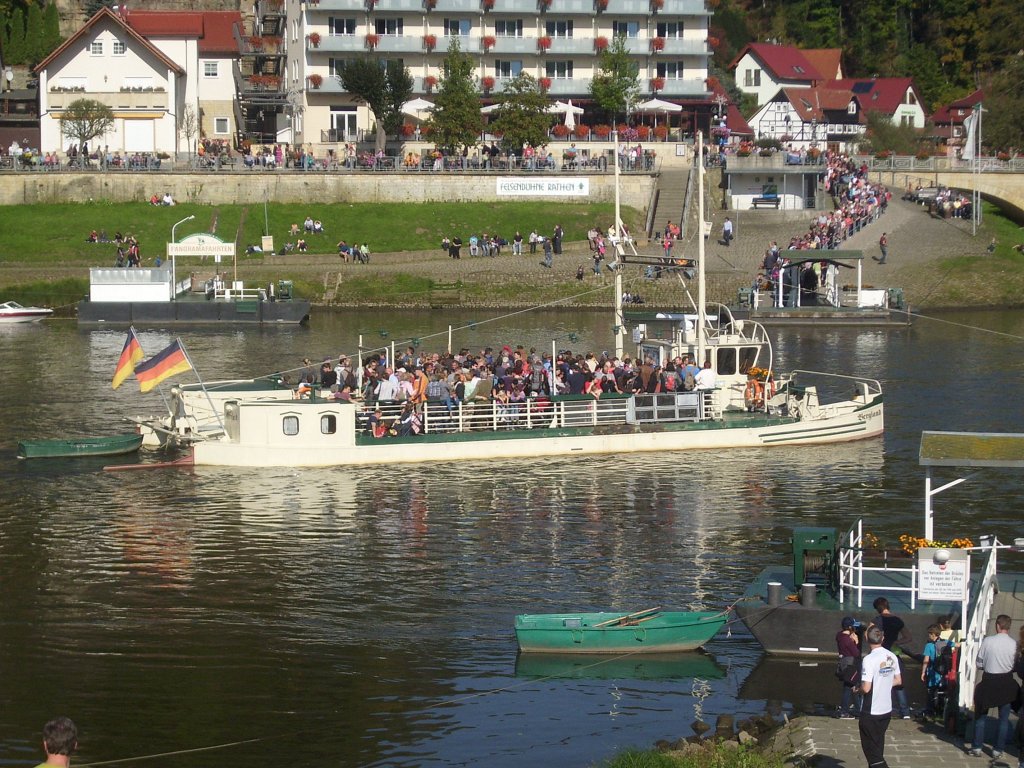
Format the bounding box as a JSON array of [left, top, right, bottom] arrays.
[[969, 614, 1018, 759], [859, 625, 901, 768], [694, 361, 716, 390]]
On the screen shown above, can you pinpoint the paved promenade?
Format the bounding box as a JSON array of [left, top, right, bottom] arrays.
[[774, 714, 1020, 767]]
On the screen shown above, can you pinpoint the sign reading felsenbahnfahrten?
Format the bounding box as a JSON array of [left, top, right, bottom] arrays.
[[496, 177, 590, 197]]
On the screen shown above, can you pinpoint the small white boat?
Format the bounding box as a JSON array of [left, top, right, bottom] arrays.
[[0, 301, 53, 323]]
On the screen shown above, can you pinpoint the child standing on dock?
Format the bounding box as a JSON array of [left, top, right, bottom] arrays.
[[920, 624, 944, 718]]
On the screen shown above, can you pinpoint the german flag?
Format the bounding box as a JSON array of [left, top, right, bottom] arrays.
[[112, 327, 144, 390], [135, 340, 193, 393]]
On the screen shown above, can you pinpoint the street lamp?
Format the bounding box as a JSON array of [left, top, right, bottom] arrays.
[[170, 214, 195, 299], [4, 68, 13, 116]]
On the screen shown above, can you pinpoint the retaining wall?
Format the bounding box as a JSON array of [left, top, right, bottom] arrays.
[[0, 171, 656, 210]]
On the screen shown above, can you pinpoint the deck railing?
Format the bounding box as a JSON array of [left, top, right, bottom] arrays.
[[360, 391, 718, 437], [959, 543, 999, 710]]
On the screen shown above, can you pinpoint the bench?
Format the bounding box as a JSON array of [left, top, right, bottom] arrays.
[[752, 196, 781, 209]]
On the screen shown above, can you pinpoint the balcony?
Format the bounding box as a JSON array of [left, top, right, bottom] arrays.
[[659, 79, 709, 97], [661, 0, 711, 15], [433, 0, 479, 10], [316, 35, 370, 52], [546, 37, 595, 55], [546, 0, 595, 11], [375, 35, 431, 53], [487, 0, 539, 11], [372, 0, 427, 10], [604, 0, 648, 14], [661, 38, 709, 56], [304, 0, 365, 11], [47, 89, 168, 110], [544, 79, 581, 96], [439, 34, 482, 53], [309, 74, 347, 93], [490, 37, 535, 54]]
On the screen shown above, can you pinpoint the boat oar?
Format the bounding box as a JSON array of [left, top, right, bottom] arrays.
[[593, 607, 661, 628]]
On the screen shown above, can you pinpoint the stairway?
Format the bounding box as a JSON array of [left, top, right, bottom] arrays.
[[650, 168, 690, 238]]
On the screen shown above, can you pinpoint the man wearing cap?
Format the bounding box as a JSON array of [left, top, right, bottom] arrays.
[[836, 616, 862, 718], [859, 625, 901, 768]]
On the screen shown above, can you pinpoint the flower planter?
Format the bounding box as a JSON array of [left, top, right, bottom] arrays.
[[538, 36, 552, 52], [650, 37, 665, 52], [594, 36, 608, 51], [482, 35, 496, 51], [365, 33, 379, 49]]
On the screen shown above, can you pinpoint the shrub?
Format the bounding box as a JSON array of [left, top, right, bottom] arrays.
[[552, 124, 570, 137], [593, 124, 612, 139], [573, 124, 590, 138], [653, 125, 668, 140], [636, 125, 651, 140]]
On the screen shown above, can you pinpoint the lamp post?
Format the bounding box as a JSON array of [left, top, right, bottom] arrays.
[[4, 68, 13, 116], [170, 214, 195, 299]]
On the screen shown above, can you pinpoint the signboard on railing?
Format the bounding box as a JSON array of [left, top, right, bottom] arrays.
[[918, 547, 969, 601]]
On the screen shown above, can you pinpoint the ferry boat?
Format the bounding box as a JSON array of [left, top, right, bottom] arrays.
[[133, 132, 883, 467]]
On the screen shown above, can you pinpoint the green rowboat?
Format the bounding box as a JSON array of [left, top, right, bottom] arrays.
[[17, 433, 144, 459], [514, 608, 727, 654]]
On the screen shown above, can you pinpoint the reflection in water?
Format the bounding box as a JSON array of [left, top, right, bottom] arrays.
[[2, 311, 1024, 767]]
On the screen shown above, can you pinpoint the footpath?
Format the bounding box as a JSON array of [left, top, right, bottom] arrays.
[[774, 714, 1019, 767]]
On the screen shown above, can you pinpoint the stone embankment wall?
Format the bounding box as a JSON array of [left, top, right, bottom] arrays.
[[0, 172, 656, 209]]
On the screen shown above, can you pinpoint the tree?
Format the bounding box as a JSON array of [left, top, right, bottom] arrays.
[[177, 103, 199, 155], [26, 2, 43, 63], [426, 38, 483, 154], [339, 58, 413, 151], [589, 35, 639, 124], [6, 8, 25, 65], [488, 73, 551, 152], [43, 1, 62, 57], [856, 110, 922, 155], [982, 57, 1024, 152], [60, 99, 115, 157]]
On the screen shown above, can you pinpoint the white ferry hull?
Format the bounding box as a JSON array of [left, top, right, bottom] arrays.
[[190, 396, 883, 468]]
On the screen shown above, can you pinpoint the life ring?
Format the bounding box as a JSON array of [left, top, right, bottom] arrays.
[[744, 378, 764, 410]]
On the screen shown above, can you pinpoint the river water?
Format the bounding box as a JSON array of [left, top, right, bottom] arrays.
[[2, 309, 1024, 767]]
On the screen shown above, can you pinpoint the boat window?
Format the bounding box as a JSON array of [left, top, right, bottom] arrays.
[[283, 415, 299, 436], [321, 414, 336, 434], [717, 348, 737, 375], [739, 347, 758, 373]]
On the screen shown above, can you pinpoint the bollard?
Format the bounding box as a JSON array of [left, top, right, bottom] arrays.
[[767, 581, 784, 606], [800, 583, 817, 607]]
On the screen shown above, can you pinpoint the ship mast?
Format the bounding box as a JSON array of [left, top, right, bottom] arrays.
[[613, 129, 624, 359], [696, 130, 706, 365]]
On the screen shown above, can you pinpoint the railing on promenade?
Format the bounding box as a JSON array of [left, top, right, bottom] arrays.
[[0, 153, 661, 175], [859, 154, 1024, 173]]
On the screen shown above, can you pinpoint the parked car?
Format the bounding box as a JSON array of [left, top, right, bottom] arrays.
[[911, 186, 943, 204]]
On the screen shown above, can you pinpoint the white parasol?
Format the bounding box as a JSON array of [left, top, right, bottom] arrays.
[[401, 97, 435, 119], [563, 99, 577, 132], [635, 98, 682, 128]]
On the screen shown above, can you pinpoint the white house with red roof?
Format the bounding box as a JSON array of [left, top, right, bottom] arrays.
[[730, 43, 842, 106], [35, 6, 240, 156], [831, 77, 926, 129], [747, 85, 862, 149]]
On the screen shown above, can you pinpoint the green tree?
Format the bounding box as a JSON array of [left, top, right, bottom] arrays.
[[857, 110, 922, 155], [25, 2, 42, 63], [6, 7, 25, 64], [982, 58, 1024, 152], [60, 98, 115, 159], [589, 35, 639, 123], [487, 73, 550, 152], [339, 58, 413, 151], [426, 38, 482, 154], [42, 1, 61, 57]]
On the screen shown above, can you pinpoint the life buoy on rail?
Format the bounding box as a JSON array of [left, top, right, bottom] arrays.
[[744, 377, 774, 411]]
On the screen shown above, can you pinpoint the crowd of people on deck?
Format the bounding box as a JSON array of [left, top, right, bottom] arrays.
[[286, 345, 720, 435], [747, 151, 891, 306]]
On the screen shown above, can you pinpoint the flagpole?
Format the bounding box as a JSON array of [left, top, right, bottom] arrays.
[[177, 338, 226, 436]]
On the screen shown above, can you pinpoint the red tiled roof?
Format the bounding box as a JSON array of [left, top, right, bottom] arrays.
[[34, 6, 183, 74], [781, 85, 853, 121], [726, 103, 753, 135], [831, 77, 920, 115], [125, 10, 241, 55], [932, 89, 984, 125], [801, 49, 842, 80], [729, 43, 823, 82]]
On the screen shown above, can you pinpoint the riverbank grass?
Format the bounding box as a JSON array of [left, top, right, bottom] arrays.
[[599, 744, 790, 768], [0, 201, 632, 264]]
